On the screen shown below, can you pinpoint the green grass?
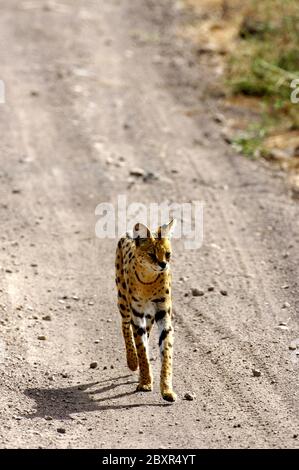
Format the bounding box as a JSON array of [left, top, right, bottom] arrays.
[[232, 127, 266, 158], [226, 0, 299, 156]]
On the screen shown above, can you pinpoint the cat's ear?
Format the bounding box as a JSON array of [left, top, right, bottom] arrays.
[[157, 219, 177, 239], [133, 223, 153, 246]]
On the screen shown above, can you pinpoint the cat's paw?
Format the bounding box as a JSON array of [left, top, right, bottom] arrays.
[[136, 382, 153, 392], [161, 389, 177, 402]]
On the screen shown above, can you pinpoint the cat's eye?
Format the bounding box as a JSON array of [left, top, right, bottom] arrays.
[[149, 253, 157, 262], [166, 252, 171, 260]]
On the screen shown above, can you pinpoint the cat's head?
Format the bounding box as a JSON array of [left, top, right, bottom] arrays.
[[133, 220, 176, 273]]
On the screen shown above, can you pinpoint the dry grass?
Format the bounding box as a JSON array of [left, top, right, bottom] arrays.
[[227, 0, 299, 129], [183, 0, 299, 166]]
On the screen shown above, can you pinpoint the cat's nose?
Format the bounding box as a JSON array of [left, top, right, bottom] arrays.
[[158, 261, 167, 270]]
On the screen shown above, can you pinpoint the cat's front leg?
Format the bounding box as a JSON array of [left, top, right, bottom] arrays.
[[131, 309, 153, 392], [155, 306, 176, 402]]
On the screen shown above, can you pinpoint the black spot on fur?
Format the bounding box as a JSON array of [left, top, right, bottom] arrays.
[[159, 327, 172, 346], [137, 327, 146, 336], [131, 319, 139, 330], [132, 307, 144, 318], [155, 310, 166, 322], [152, 297, 166, 303]]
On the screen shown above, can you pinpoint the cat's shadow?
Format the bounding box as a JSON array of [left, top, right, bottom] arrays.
[[22, 374, 170, 420]]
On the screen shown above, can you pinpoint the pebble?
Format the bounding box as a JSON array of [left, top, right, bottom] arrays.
[[94, 340, 100, 344], [289, 344, 297, 351], [143, 171, 159, 182], [45, 416, 53, 421], [191, 288, 204, 297], [282, 302, 290, 308], [38, 335, 46, 341], [184, 392, 196, 401], [207, 286, 215, 292], [90, 361, 98, 369], [277, 325, 289, 331], [72, 295, 80, 301], [42, 315, 52, 321], [57, 428, 66, 434], [252, 368, 261, 377], [129, 168, 145, 177], [220, 289, 228, 296], [213, 112, 225, 124]]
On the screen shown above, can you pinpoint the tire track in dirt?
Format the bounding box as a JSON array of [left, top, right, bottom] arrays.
[[119, 0, 299, 447], [0, 0, 298, 449]]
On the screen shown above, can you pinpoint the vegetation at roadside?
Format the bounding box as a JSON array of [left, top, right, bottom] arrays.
[[226, 0, 299, 158]]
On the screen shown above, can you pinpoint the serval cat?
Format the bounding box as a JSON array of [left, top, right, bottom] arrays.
[[115, 220, 176, 402]]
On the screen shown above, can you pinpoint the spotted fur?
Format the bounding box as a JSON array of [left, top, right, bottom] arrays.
[[115, 220, 177, 402]]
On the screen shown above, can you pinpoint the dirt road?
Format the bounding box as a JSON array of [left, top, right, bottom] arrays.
[[0, 0, 298, 449]]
